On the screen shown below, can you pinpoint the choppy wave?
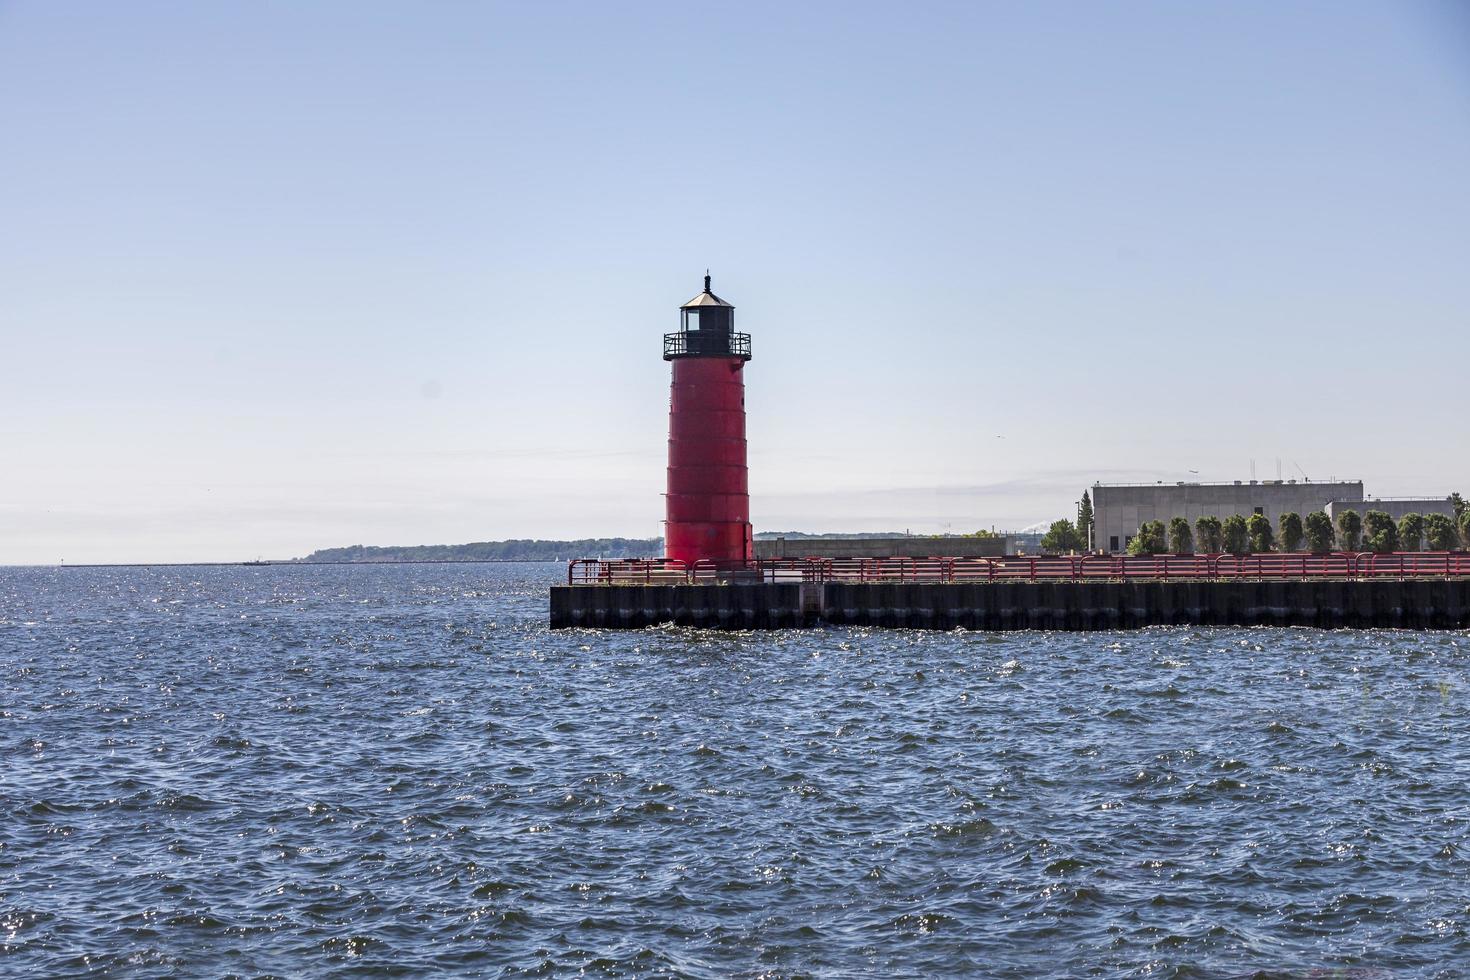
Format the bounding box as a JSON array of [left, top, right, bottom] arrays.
[[2, 563, 1469, 975]]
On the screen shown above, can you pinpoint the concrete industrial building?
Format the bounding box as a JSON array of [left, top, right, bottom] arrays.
[[1093, 480, 1457, 553]]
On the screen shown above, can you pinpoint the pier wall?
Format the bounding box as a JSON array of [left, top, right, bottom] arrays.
[[549, 583, 808, 629], [549, 579, 1470, 630]]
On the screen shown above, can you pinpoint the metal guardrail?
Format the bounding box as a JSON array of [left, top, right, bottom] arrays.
[[663, 330, 752, 360], [567, 553, 1470, 585]]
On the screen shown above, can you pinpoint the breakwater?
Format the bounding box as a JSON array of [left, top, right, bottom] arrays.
[[550, 579, 1470, 629]]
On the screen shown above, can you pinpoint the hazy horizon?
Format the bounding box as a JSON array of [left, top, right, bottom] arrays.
[[4, 1, 1468, 564]]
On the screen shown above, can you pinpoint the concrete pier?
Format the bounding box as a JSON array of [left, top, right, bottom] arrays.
[[549, 579, 1470, 630]]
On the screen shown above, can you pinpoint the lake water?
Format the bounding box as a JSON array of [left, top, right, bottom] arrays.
[[3, 562, 1469, 976]]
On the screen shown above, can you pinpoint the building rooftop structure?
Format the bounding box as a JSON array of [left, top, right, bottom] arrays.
[[1095, 479, 1330, 488]]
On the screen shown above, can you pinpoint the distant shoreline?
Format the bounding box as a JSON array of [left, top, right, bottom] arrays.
[[16, 531, 942, 569]]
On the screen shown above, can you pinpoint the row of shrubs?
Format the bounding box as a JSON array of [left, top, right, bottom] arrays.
[[1125, 509, 1469, 556]]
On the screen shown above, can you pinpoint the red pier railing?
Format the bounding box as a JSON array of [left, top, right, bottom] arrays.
[[567, 553, 1470, 585]]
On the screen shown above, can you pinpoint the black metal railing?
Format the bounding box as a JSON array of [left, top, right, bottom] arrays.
[[663, 330, 751, 360]]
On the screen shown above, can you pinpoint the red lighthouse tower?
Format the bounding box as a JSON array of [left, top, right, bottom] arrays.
[[663, 274, 753, 566]]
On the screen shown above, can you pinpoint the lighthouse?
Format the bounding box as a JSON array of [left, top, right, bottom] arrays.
[[663, 274, 753, 566]]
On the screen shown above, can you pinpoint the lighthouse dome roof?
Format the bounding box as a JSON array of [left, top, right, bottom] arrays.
[[680, 273, 733, 309], [681, 290, 732, 308]]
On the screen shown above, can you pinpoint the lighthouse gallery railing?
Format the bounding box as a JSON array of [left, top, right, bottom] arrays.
[[662, 330, 752, 359]]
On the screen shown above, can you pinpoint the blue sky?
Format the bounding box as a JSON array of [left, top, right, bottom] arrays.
[[2, 1, 1467, 563]]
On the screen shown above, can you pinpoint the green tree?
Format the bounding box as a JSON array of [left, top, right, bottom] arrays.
[[1127, 520, 1167, 556], [1363, 510, 1397, 553], [1452, 492, 1465, 523], [1460, 509, 1470, 550], [1278, 512, 1304, 552], [1246, 513, 1274, 553], [1336, 509, 1363, 551], [1077, 491, 1094, 551], [1194, 515, 1223, 553], [1168, 516, 1194, 554], [1425, 514, 1458, 551], [1041, 519, 1082, 554], [1222, 515, 1249, 554], [1303, 511, 1335, 552], [1397, 513, 1425, 552]]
